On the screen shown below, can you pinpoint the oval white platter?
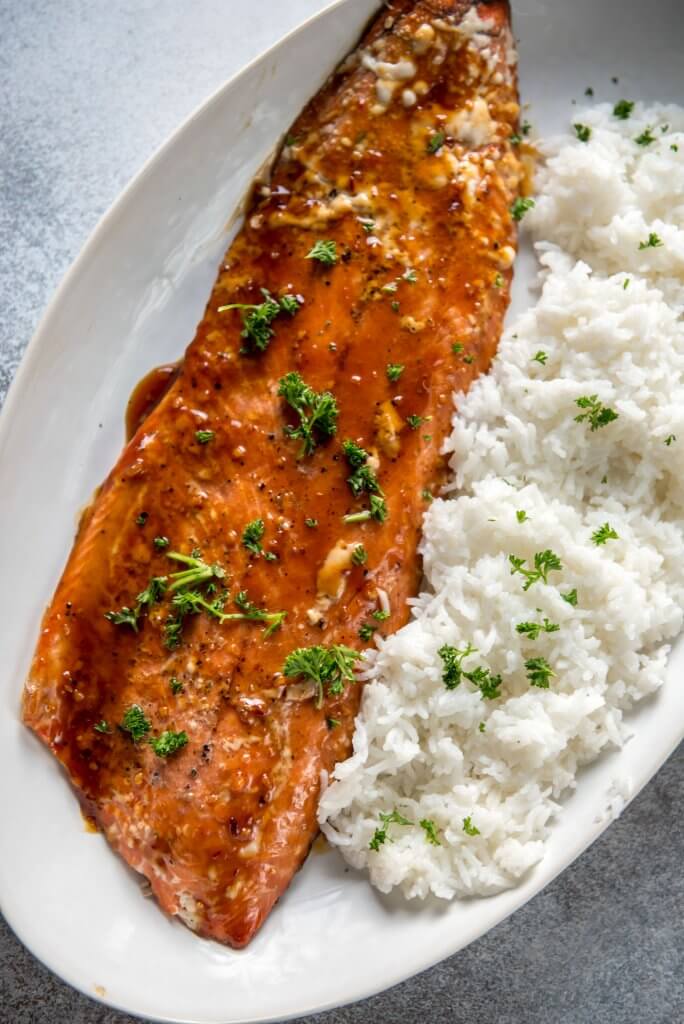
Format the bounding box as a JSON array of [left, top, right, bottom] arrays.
[[0, 0, 682, 1021]]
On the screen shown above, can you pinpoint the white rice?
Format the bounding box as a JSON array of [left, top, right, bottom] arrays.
[[318, 103, 684, 899]]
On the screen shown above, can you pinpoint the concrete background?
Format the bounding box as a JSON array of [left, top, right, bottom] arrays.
[[1, 2, 682, 1021]]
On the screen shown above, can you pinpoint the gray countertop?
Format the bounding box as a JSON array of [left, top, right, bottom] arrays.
[[1, 2, 682, 1022]]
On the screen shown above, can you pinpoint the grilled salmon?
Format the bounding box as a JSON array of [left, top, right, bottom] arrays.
[[23, 0, 522, 947]]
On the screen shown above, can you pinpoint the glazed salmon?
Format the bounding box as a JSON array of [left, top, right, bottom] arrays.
[[23, 0, 522, 947]]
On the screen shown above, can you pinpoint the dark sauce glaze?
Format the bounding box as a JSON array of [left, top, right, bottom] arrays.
[[125, 363, 180, 441]]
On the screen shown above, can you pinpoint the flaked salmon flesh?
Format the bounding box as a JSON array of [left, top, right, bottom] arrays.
[[23, 0, 521, 947]]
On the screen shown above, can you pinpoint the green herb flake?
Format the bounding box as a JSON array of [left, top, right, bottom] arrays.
[[623, 278, 630, 289], [635, 128, 656, 146], [478, 721, 486, 733], [358, 623, 376, 642], [372, 609, 390, 622], [278, 371, 339, 458], [242, 518, 265, 556], [406, 414, 424, 430], [150, 730, 188, 758], [509, 550, 563, 590], [638, 232, 663, 250], [305, 517, 318, 528], [153, 536, 170, 550], [369, 809, 412, 851], [665, 434, 676, 446], [352, 544, 368, 567], [170, 677, 184, 695], [574, 123, 591, 142], [516, 617, 560, 640], [525, 656, 555, 689], [516, 510, 528, 523], [671, 144, 679, 153], [427, 131, 445, 155], [420, 818, 441, 846], [591, 522, 619, 546], [403, 268, 418, 283], [585, 87, 594, 97], [532, 350, 548, 365], [135, 512, 148, 527], [343, 439, 383, 498], [326, 717, 341, 730], [463, 816, 480, 836], [120, 704, 151, 743], [195, 430, 215, 445], [511, 197, 535, 222], [306, 239, 337, 266], [93, 720, 111, 735], [218, 289, 301, 354], [463, 354, 475, 364], [574, 395, 619, 431], [452, 343, 464, 354], [421, 489, 434, 503], [283, 644, 362, 707], [386, 363, 405, 383], [562, 589, 578, 607], [613, 99, 634, 119]]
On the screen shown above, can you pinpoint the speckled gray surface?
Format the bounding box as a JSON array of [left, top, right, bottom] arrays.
[[1, 2, 683, 1022]]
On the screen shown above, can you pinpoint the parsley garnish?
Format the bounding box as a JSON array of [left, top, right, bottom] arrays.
[[525, 656, 555, 689], [592, 522, 619, 546], [351, 544, 368, 567], [516, 510, 528, 523], [438, 642, 478, 690], [638, 232, 663, 250], [516, 618, 560, 640], [342, 440, 384, 515], [613, 99, 634, 119], [585, 87, 594, 97], [306, 239, 337, 265], [170, 677, 184, 695], [154, 536, 170, 550], [195, 429, 214, 445], [452, 342, 464, 354], [305, 517, 318, 528], [326, 717, 340, 730], [406, 414, 424, 430], [135, 512, 148, 527], [509, 550, 563, 590], [635, 128, 656, 146], [372, 609, 390, 621], [93, 720, 110, 734], [104, 605, 140, 631], [574, 123, 591, 142], [421, 489, 433, 503], [511, 197, 535, 222], [478, 721, 486, 733], [665, 434, 676, 446], [369, 809, 412, 851], [403, 268, 417, 283], [386, 363, 405, 382], [420, 819, 441, 846], [242, 518, 265, 556], [532, 350, 548, 365], [150, 730, 188, 757], [562, 589, 578, 606], [463, 354, 474, 364], [574, 395, 619, 431], [427, 131, 445, 154], [278, 372, 339, 457], [283, 644, 362, 707], [343, 495, 388, 524], [218, 289, 300, 354], [105, 574, 167, 632], [120, 705, 151, 742], [358, 623, 376, 641], [462, 816, 480, 836]]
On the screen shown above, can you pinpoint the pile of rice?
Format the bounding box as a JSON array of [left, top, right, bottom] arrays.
[[318, 102, 684, 899]]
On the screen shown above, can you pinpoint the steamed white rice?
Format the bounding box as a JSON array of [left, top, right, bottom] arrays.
[[318, 102, 684, 899]]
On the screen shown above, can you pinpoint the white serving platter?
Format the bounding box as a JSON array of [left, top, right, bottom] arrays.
[[1, 0, 682, 1021]]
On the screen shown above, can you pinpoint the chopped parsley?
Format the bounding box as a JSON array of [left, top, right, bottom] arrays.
[[351, 544, 368, 567], [420, 819, 441, 846], [665, 434, 676, 446], [283, 644, 362, 707], [463, 354, 475, 364], [369, 809, 412, 851], [421, 489, 434, 503], [93, 720, 110, 734], [358, 623, 376, 642], [195, 429, 214, 445], [574, 123, 591, 142], [403, 268, 417, 283], [574, 395, 619, 431], [635, 128, 656, 146], [150, 730, 188, 758], [372, 609, 390, 622], [218, 289, 300, 354], [525, 656, 555, 689], [478, 721, 486, 734], [672, 144, 679, 153], [406, 414, 424, 430], [638, 232, 663, 250], [613, 99, 634, 120], [509, 550, 563, 590], [306, 239, 337, 265], [438, 642, 478, 690], [343, 494, 388, 524], [452, 342, 464, 355], [343, 440, 383, 497], [105, 574, 167, 632], [305, 517, 318, 528], [562, 589, 578, 607], [153, 536, 170, 550], [242, 518, 265, 556], [427, 131, 445, 154], [104, 605, 140, 631], [326, 717, 340, 730], [462, 816, 480, 836], [585, 87, 594, 97], [532, 350, 548, 365], [516, 617, 560, 640], [382, 281, 398, 294], [135, 512, 148, 527], [510, 196, 535, 222], [359, 218, 375, 234], [386, 363, 405, 383], [278, 371, 339, 457], [516, 510, 528, 523], [592, 522, 619, 546], [120, 704, 151, 743], [170, 677, 184, 695]]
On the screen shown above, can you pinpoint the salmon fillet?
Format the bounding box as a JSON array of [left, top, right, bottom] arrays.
[[23, 0, 522, 947]]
